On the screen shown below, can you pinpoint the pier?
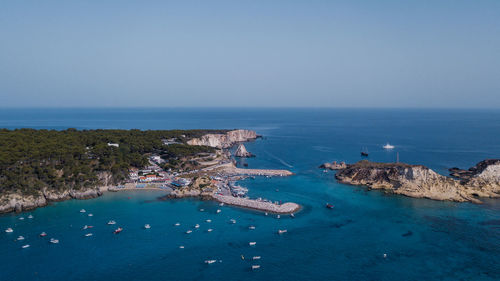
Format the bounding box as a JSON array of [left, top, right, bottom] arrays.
[[212, 194, 300, 214]]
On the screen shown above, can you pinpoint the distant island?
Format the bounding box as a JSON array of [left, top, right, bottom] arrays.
[[321, 159, 500, 203], [0, 129, 298, 214]]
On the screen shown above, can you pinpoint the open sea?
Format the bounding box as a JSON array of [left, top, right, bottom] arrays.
[[0, 108, 499, 281]]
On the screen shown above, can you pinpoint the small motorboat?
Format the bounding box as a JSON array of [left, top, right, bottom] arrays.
[[276, 215, 280, 219], [174, 222, 180, 226], [144, 224, 151, 229], [207, 228, 213, 232], [205, 260, 216, 264], [383, 253, 387, 258], [22, 244, 30, 249], [107, 220, 116, 225], [113, 227, 123, 234], [326, 203, 334, 209], [5, 228, 13, 233], [249, 242, 256, 246], [248, 226, 256, 230], [383, 143, 395, 150], [278, 229, 287, 234], [49, 238, 59, 244], [265, 212, 268, 216], [216, 209, 221, 214], [28, 215, 34, 219], [290, 213, 295, 218], [80, 209, 86, 213], [88, 214, 93, 217], [85, 233, 93, 237], [39, 232, 47, 237], [219, 203, 224, 206], [17, 236, 25, 241], [229, 219, 236, 224], [253, 256, 261, 260], [19, 217, 25, 220], [179, 245, 185, 249], [186, 230, 192, 234], [194, 224, 200, 229], [206, 219, 212, 223], [82, 225, 94, 230], [199, 209, 205, 212], [251, 265, 260, 270]]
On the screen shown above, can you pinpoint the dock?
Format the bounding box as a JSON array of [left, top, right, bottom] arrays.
[[212, 194, 300, 214]]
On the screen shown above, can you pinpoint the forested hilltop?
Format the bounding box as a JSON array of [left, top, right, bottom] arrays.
[[0, 129, 223, 196]]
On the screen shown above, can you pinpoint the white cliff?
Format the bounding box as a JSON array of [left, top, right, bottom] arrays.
[[187, 129, 257, 148], [234, 144, 254, 157]]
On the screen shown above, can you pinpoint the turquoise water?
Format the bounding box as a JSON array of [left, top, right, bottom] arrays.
[[1, 108, 500, 280]]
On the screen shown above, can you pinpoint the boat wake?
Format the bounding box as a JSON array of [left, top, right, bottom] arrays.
[[263, 151, 293, 168]]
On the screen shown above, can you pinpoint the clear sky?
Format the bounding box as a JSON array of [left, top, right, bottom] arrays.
[[1, 0, 499, 108]]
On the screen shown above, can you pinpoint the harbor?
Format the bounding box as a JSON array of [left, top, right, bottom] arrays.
[[212, 194, 300, 214]]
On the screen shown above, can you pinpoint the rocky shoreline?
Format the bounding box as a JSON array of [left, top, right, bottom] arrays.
[[332, 159, 500, 203], [0, 187, 104, 214]]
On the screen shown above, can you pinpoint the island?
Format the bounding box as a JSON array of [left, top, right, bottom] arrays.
[[328, 160, 500, 203], [0, 128, 299, 214]]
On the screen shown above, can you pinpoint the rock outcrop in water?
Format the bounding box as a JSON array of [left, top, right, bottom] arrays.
[[187, 129, 257, 148], [334, 160, 500, 203], [234, 144, 254, 157]]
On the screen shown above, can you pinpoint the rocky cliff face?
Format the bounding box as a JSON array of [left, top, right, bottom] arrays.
[[334, 160, 500, 203], [187, 129, 257, 148], [234, 144, 254, 157], [0, 171, 113, 213]]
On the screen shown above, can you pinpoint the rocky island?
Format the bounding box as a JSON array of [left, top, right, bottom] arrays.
[[332, 160, 500, 203], [0, 128, 298, 214]]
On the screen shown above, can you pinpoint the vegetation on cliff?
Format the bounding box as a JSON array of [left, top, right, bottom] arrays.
[[0, 129, 222, 196]]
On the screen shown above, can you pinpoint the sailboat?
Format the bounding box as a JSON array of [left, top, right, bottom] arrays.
[[383, 143, 395, 149]]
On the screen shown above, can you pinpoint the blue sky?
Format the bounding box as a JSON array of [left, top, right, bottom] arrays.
[[1, 0, 499, 108]]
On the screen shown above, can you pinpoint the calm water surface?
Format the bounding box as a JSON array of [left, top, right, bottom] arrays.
[[0, 108, 499, 281]]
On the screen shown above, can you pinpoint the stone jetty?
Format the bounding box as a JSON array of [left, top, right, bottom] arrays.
[[212, 194, 300, 214]]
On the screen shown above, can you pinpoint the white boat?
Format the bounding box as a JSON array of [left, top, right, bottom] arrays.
[[277, 215, 280, 219], [265, 212, 268, 216], [199, 209, 205, 212], [186, 230, 192, 234], [22, 244, 30, 249], [252, 265, 260, 270], [179, 245, 185, 249], [219, 203, 224, 206], [248, 226, 256, 230], [194, 224, 200, 228], [88, 214, 93, 217], [207, 229, 213, 232], [107, 220, 116, 225], [85, 233, 93, 237], [19, 217, 24, 220], [216, 209, 221, 214], [205, 260, 216, 264], [290, 213, 295, 218], [278, 229, 287, 234], [229, 219, 236, 224], [39, 232, 47, 237], [383, 143, 395, 149], [80, 209, 86, 213], [206, 219, 212, 223], [5, 228, 13, 233], [174, 222, 180, 226], [49, 238, 59, 244], [28, 215, 34, 219], [17, 236, 25, 240], [252, 256, 261, 260], [144, 224, 151, 229], [249, 242, 256, 246]]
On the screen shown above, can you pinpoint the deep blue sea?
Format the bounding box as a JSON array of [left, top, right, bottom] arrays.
[[1, 108, 499, 281]]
